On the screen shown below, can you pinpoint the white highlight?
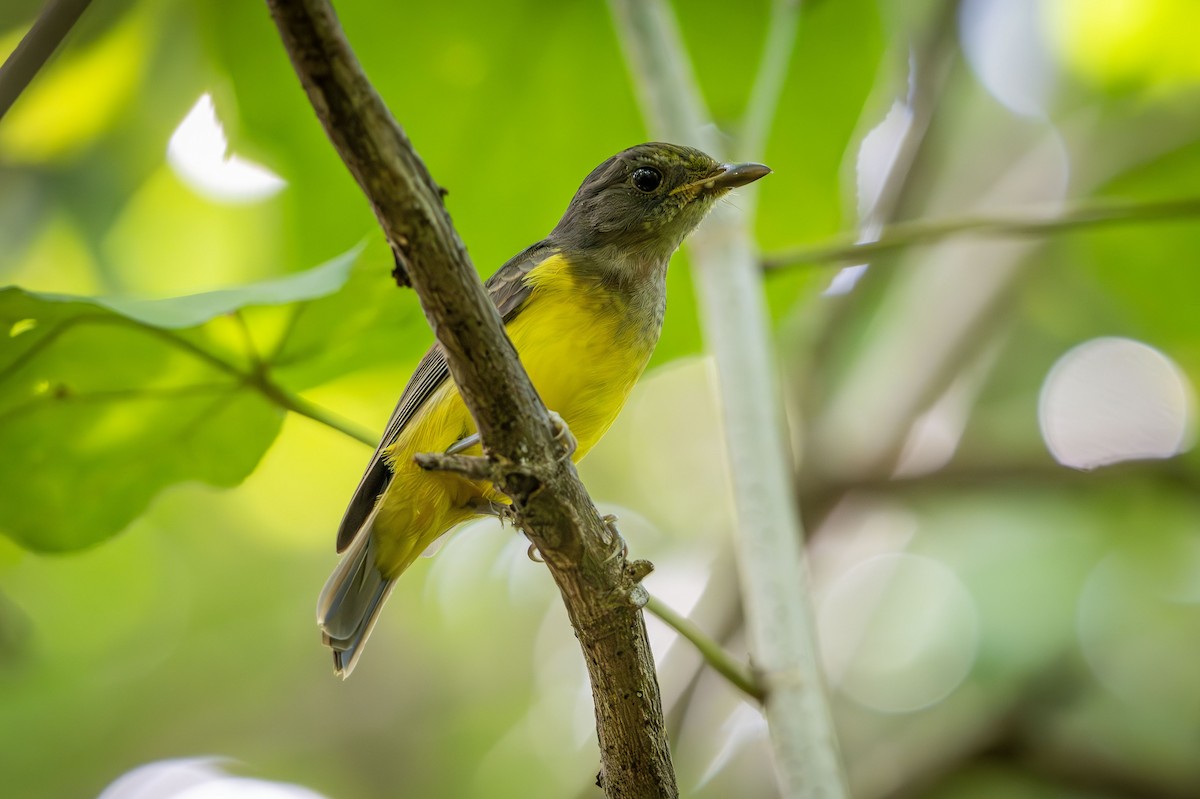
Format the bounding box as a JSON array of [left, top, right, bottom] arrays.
[[98, 759, 328, 799], [1039, 337, 1194, 470], [959, 0, 1057, 117], [167, 94, 286, 202], [827, 98, 913, 296]]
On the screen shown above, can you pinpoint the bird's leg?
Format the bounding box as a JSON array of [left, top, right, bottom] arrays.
[[547, 410, 577, 461], [446, 433, 481, 456]]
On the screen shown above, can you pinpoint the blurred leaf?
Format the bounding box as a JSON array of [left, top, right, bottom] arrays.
[[0, 247, 361, 552], [267, 240, 430, 391]]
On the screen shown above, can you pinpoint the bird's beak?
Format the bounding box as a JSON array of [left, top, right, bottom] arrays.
[[707, 162, 771, 191], [675, 162, 772, 196]]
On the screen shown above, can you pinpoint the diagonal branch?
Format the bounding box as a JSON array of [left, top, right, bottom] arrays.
[[264, 2, 677, 796]]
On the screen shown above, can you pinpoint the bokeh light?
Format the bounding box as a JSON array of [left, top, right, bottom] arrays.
[[1039, 337, 1195, 470], [1077, 538, 1200, 715], [818, 553, 979, 713], [960, 0, 1057, 118]]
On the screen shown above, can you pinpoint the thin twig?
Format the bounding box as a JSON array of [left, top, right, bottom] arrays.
[[645, 594, 763, 703], [413, 451, 497, 482], [763, 195, 1200, 269], [0, 0, 94, 120]]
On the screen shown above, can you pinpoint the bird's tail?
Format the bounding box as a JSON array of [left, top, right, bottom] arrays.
[[317, 521, 396, 679]]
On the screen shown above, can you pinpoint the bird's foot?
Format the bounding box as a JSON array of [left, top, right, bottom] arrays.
[[602, 513, 629, 562], [527, 542, 544, 563], [470, 499, 517, 527], [547, 410, 577, 461]]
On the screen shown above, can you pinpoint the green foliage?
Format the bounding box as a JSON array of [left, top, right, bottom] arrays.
[[3, 0, 1200, 798], [0, 248, 361, 551]]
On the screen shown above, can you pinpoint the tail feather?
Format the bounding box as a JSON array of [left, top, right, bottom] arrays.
[[317, 521, 395, 679]]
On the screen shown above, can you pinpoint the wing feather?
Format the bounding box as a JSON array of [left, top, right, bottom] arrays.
[[334, 242, 554, 551]]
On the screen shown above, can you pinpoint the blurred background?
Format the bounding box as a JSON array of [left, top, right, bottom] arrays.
[[3, 0, 1200, 797]]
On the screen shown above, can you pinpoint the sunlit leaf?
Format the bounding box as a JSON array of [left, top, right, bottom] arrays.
[[0, 247, 361, 552]]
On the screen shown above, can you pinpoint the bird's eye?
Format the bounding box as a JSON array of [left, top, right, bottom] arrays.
[[631, 167, 663, 193]]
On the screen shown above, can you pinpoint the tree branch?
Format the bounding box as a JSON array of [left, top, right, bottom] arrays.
[[264, 2, 677, 796], [0, 0, 93, 120], [762, 196, 1200, 269], [609, 1, 850, 796]]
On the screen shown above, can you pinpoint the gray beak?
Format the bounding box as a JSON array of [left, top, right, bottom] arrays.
[[707, 162, 772, 191]]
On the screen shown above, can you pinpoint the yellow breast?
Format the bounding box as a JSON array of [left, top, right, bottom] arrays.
[[506, 254, 656, 456], [373, 253, 658, 576]]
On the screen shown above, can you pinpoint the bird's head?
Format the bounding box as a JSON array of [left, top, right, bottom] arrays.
[[549, 142, 770, 266]]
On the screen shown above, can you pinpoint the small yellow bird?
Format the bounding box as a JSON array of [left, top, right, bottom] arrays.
[[318, 142, 769, 676]]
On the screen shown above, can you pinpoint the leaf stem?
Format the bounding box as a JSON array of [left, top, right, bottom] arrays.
[[645, 594, 764, 703], [250, 374, 376, 447]]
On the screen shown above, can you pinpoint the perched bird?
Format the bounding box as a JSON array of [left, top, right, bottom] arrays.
[[318, 142, 770, 676]]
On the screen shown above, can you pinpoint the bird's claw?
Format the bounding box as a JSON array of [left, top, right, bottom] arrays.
[[470, 499, 517, 528], [547, 410, 577, 461], [527, 542, 544, 563], [602, 513, 629, 562]]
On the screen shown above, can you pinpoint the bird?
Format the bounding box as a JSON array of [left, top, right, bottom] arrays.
[[318, 142, 770, 677]]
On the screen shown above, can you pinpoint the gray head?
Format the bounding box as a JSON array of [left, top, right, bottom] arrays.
[[548, 142, 770, 266]]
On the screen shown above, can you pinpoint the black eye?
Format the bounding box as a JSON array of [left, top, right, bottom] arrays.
[[631, 167, 663, 193]]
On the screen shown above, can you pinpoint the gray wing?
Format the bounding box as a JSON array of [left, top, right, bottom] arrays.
[[335, 242, 555, 552]]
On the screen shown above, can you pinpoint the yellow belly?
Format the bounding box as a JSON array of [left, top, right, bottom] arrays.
[[373, 257, 656, 577]]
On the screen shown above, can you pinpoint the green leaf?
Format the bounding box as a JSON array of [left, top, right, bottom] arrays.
[[0, 247, 362, 552]]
